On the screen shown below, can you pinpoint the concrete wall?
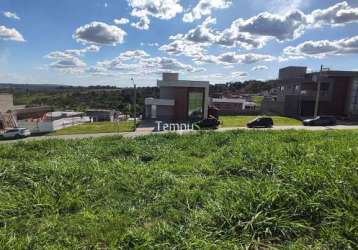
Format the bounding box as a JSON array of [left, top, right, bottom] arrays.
[[279, 67, 307, 80], [18, 117, 90, 133], [261, 98, 285, 115], [0, 94, 14, 113]]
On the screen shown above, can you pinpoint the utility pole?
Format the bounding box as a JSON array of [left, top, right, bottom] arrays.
[[131, 78, 137, 129], [314, 65, 323, 118]]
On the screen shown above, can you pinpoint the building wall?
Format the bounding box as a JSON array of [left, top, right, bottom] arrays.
[[157, 106, 174, 121], [213, 102, 243, 115], [0, 94, 14, 113], [174, 87, 188, 121], [279, 67, 307, 80]]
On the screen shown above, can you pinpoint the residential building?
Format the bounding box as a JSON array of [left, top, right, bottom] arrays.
[[86, 109, 123, 122], [262, 66, 358, 119], [211, 98, 258, 115], [145, 73, 209, 122]]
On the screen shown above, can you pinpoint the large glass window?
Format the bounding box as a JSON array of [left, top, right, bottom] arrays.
[[188, 91, 204, 121]]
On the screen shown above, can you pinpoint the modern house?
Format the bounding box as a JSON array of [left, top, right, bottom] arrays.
[[145, 73, 210, 122], [262, 66, 358, 119], [211, 98, 258, 115], [86, 109, 123, 122]]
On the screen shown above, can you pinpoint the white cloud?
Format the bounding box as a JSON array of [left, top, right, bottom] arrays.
[[265, 0, 305, 14], [183, 0, 232, 23], [104, 2, 108, 8], [308, 1, 358, 27], [195, 52, 275, 65], [128, 0, 183, 30], [73, 21, 127, 45], [3, 11, 20, 20], [46, 45, 100, 60], [0, 25, 25, 42], [232, 10, 307, 41], [140, 57, 205, 73], [231, 71, 248, 78], [131, 15, 150, 30], [283, 36, 358, 59], [117, 50, 150, 60], [49, 57, 87, 72], [252, 65, 268, 71], [114, 18, 130, 25], [159, 39, 206, 58], [170, 10, 306, 50], [96, 50, 204, 75], [45, 45, 101, 73], [170, 2, 358, 52]]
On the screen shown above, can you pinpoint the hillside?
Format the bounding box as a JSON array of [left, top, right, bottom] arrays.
[[0, 84, 159, 114], [0, 130, 357, 249]]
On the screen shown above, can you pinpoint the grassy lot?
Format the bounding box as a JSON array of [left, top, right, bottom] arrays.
[[0, 130, 357, 249], [252, 95, 264, 107], [49, 121, 136, 135], [221, 115, 302, 127]]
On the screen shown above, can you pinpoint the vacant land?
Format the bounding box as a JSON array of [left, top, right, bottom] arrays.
[[0, 130, 357, 249], [221, 115, 302, 127], [49, 121, 136, 135], [252, 96, 264, 107]]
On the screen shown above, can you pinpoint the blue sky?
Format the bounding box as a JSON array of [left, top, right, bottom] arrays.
[[0, 0, 357, 86]]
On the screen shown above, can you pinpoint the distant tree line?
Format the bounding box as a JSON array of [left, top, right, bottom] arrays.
[[2, 79, 276, 115]]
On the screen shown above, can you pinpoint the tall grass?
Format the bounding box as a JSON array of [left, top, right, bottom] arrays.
[[0, 130, 357, 249]]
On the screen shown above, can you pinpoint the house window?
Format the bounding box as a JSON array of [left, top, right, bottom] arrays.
[[188, 91, 204, 121]]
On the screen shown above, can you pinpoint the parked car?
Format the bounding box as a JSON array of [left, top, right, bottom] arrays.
[[303, 116, 337, 126], [247, 117, 273, 128], [195, 117, 221, 129], [2, 128, 31, 139]]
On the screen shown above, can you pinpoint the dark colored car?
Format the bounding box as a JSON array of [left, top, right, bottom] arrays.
[[303, 116, 337, 126], [195, 117, 221, 129], [247, 117, 273, 128]]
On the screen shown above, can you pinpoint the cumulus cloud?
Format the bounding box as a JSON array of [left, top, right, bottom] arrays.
[[114, 18, 130, 25], [233, 10, 307, 41], [128, 0, 183, 30], [3, 11, 20, 20], [96, 50, 203, 74], [309, 1, 358, 27], [162, 17, 220, 53], [195, 52, 275, 65], [159, 39, 206, 58], [0, 25, 25, 42], [283, 36, 358, 59], [183, 0, 232, 23], [73, 21, 127, 45], [49, 57, 87, 73], [46, 45, 100, 60], [231, 71, 248, 78], [45, 45, 101, 73], [131, 15, 150, 30], [169, 2, 358, 53], [140, 57, 205, 73], [252, 65, 269, 71], [169, 10, 306, 50]]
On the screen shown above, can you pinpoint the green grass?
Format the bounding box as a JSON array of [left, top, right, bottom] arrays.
[[252, 95, 264, 107], [0, 130, 357, 249], [221, 115, 302, 127], [49, 121, 136, 135]]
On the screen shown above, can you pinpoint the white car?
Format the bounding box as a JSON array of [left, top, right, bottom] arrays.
[[2, 128, 31, 139]]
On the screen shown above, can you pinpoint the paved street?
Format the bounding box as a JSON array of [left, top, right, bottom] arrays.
[[1, 125, 358, 144]]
